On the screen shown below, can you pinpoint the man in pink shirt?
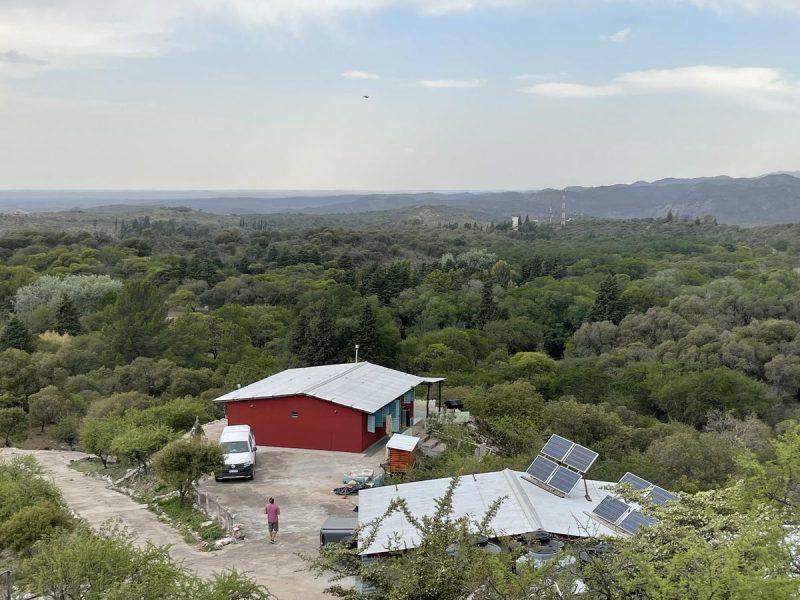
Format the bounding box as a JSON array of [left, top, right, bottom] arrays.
[[265, 497, 280, 544]]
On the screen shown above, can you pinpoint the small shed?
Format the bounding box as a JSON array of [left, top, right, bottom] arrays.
[[386, 434, 420, 474]]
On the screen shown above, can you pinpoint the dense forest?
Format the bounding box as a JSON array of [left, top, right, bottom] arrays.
[[3, 207, 800, 596]]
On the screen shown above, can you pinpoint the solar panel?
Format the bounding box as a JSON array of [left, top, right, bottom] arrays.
[[548, 466, 582, 495], [563, 444, 599, 473], [541, 434, 575, 462], [526, 455, 558, 482], [618, 472, 652, 491], [648, 486, 679, 506], [618, 511, 656, 535], [592, 495, 630, 524]]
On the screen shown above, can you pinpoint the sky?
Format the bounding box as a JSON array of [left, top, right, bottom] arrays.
[[0, 0, 799, 190]]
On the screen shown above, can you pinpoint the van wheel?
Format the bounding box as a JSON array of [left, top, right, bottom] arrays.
[[249, 474, 254, 480], [215, 477, 222, 482]]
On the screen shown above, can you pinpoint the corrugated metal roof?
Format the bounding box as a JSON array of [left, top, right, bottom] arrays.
[[386, 434, 420, 452], [358, 469, 618, 555], [214, 362, 441, 414]]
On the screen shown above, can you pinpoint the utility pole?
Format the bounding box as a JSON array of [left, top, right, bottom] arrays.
[[561, 190, 566, 228]]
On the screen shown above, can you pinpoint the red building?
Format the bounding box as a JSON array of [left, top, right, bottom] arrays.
[[214, 362, 443, 453]]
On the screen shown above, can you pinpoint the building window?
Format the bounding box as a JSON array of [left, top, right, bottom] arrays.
[[291, 411, 299, 418]]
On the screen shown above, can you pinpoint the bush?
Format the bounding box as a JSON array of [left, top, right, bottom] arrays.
[[0, 500, 72, 555]]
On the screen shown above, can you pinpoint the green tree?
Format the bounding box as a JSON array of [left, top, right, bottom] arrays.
[[0, 348, 39, 406], [0, 316, 34, 352], [354, 303, 380, 363], [105, 278, 168, 361], [151, 438, 224, 506], [503, 352, 557, 391], [297, 305, 339, 366], [52, 414, 81, 450], [588, 275, 627, 324], [0, 406, 27, 446], [655, 367, 778, 426], [581, 485, 794, 598], [55, 295, 83, 335], [111, 423, 175, 471], [28, 385, 64, 433], [490, 260, 512, 288], [640, 430, 739, 492], [465, 380, 545, 453], [476, 282, 497, 327], [80, 417, 124, 468]]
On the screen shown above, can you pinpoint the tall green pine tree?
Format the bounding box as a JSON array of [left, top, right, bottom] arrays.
[[0, 316, 34, 352], [55, 296, 82, 335], [105, 279, 168, 361], [477, 283, 497, 327], [589, 275, 627, 324], [354, 304, 381, 364]]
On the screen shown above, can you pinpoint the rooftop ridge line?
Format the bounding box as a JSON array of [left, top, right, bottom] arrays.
[[503, 468, 543, 533], [301, 361, 370, 396]]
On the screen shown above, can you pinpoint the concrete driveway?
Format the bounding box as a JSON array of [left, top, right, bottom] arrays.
[[197, 420, 388, 592]]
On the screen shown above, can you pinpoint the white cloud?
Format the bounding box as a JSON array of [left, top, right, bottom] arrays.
[[342, 70, 380, 80], [617, 65, 790, 94], [603, 27, 631, 43], [0, 1, 799, 79], [420, 78, 486, 88], [524, 65, 800, 108]]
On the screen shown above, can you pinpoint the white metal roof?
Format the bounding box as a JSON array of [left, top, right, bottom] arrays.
[[214, 362, 441, 414], [357, 469, 618, 555], [386, 434, 421, 452]]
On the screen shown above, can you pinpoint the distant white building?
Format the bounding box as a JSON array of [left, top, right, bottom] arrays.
[[511, 214, 521, 231]]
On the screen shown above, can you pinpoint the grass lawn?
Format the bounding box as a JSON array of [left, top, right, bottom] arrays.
[[69, 456, 130, 481]]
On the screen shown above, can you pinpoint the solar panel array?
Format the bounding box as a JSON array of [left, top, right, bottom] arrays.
[[588, 472, 680, 536], [541, 435, 599, 473], [617, 473, 680, 506], [524, 434, 599, 496], [524, 458, 582, 494]]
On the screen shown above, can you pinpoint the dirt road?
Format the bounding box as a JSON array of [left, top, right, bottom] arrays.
[[0, 448, 332, 600]]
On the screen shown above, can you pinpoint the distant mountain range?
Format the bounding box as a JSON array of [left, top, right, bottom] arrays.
[[1, 172, 799, 225]]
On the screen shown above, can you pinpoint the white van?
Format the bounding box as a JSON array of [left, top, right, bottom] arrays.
[[216, 425, 257, 481]]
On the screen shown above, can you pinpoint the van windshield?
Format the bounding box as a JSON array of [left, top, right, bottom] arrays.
[[220, 441, 250, 454]]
